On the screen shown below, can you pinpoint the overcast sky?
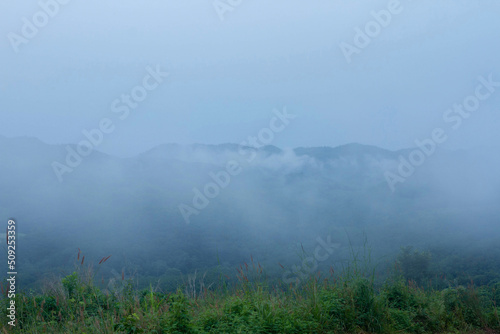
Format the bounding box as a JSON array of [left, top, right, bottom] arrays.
[[1, 0, 499, 157]]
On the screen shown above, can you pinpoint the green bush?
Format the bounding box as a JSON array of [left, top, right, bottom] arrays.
[[162, 289, 197, 333], [3, 257, 500, 333]]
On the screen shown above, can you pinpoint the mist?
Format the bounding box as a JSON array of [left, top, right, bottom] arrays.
[[1, 1, 500, 331]]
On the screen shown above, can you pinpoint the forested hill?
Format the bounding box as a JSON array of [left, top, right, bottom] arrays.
[[1, 136, 499, 290]]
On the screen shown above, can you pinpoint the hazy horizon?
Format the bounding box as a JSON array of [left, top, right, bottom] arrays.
[[2, 1, 500, 157], [1, 3, 500, 330]]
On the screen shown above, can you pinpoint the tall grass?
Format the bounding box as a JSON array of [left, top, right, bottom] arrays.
[[1, 248, 499, 333]]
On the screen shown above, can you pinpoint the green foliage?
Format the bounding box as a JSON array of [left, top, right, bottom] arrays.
[[383, 279, 418, 310], [114, 313, 144, 333], [3, 255, 500, 333], [442, 286, 486, 328], [492, 281, 500, 305], [162, 289, 197, 333], [62, 271, 80, 298], [397, 246, 431, 285]]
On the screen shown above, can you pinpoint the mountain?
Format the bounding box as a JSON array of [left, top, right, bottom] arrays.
[[0, 136, 499, 289]]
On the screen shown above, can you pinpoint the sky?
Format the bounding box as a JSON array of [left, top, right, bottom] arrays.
[[1, 0, 499, 157]]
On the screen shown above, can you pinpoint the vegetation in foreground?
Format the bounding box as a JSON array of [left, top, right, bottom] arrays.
[[1, 250, 500, 334]]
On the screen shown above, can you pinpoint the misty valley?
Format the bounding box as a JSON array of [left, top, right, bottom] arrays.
[[1, 135, 500, 332], [3, 2, 500, 330]]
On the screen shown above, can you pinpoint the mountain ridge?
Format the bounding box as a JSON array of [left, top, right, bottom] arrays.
[[0, 135, 418, 159]]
